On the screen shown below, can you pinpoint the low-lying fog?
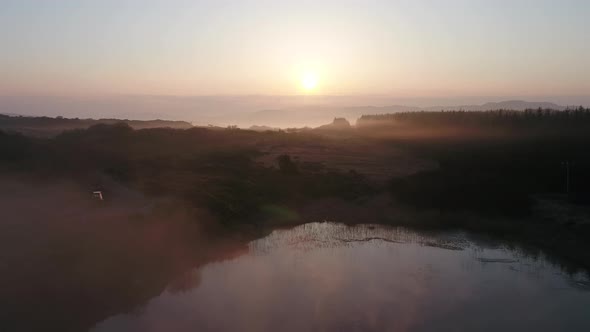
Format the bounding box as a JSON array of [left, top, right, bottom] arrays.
[[3, 95, 588, 128]]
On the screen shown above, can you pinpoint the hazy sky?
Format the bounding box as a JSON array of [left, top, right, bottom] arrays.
[[1, 0, 589, 97]]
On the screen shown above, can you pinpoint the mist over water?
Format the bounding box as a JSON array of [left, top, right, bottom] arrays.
[[0, 176, 220, 332], [92, 222, 590, 332]]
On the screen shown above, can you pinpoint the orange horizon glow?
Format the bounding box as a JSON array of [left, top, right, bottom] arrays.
[[0, 1, 588, 98]]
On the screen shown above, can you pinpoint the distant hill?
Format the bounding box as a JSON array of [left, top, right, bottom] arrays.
[[227, 100, 567, 128], [0, 114, 193, 137], [315, 118, 352, 131], [432, 100, 565, 112], [0, 99, 572, 130], [3, 95, 583, 128]]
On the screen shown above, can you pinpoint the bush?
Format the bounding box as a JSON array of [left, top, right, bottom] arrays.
[[277, 154, 299, 175]]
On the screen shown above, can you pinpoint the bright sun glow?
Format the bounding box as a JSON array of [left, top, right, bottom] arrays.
[[301, 72, 319, 91]]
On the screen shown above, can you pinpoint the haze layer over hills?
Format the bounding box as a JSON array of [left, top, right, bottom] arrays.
[[2, 95, 589, 128]]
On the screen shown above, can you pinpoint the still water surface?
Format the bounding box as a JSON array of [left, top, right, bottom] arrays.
[[93, 222, 590, 332]]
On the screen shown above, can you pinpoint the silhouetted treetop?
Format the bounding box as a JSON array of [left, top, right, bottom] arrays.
[[357, 108, 590, 137]]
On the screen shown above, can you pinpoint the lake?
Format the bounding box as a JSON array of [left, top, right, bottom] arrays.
[[92, 222, 590, 332]]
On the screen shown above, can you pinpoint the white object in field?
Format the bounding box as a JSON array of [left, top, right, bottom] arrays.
[[92, 191, 104, 201]]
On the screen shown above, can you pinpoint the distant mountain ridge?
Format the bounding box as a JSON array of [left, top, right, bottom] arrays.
[[435, 100, 565, 111], [0, 98, 572, 129], [3, 94, 586, 128], [232, 100, 567, 128]]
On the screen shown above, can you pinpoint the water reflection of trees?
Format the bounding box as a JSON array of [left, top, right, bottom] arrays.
[[250, 222, 590, 281], [249, 222, 470, 254]]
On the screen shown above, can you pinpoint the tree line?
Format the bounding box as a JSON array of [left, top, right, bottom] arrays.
[[357, 107, 590, 135]]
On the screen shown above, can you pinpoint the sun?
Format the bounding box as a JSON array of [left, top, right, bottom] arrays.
[[301, 72, 319, 91]]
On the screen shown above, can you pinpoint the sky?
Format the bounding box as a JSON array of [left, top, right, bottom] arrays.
[[1, 0, 589, 99]]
